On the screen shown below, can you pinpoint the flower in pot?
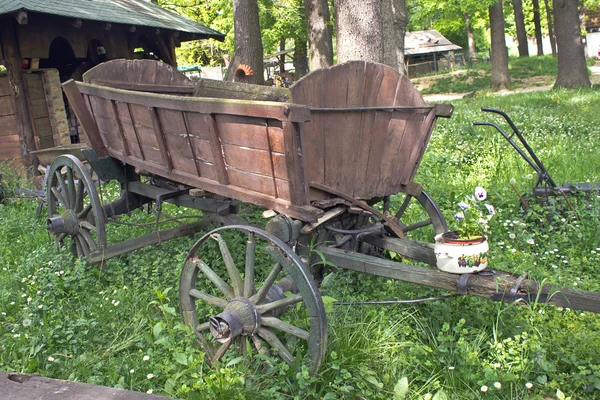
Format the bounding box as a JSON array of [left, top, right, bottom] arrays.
[[434, 186, 495, 274]]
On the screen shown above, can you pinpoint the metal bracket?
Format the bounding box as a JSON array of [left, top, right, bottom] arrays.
[[457, 274, 470, 295], [489, 272, 549, 304], [155, 188, 189, 213]]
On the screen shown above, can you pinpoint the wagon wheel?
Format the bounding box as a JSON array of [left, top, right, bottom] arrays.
[[180, 225, 327, 373], [46, 155, 106, 259], [382, 190, 448, 240]]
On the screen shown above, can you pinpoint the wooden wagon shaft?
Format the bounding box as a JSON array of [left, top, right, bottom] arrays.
[[318, 246, 600, 314]]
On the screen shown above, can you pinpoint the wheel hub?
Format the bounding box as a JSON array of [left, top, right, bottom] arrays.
[[47, 210, 79, 236], [209, 298, 260, 343]]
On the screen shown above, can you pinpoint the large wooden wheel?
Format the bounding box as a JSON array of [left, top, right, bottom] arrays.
[[46, 155, 106, 259], [382, 190, 447, 240], [179, 225, 327, 372]]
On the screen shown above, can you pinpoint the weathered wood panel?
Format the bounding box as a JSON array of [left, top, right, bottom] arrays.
[[0, 96, 15, 117], [290, 60, 441, 201], [0, 76, 11, 97], [0, 146, 22, 159], [0, 114, 19, 136]]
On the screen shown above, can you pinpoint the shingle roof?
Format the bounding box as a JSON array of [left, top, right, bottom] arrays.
[[0, 0, 224, 41], [405, 30, 461, 56]]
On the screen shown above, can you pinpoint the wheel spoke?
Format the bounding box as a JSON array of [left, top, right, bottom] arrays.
[[79, 227, 97, 251], [55, 171, 71, 209], [261, 316, 310, 340], [249, 263, 283, 305], [257, 327, 294, 365], [252, 335, 269, 356], [196, 321, 210, 332], [256, 294, 303, 315], [394, 194, 413, 220], [77, 233, 91, 256], [243, 232, 256, 298], [74, 179, 84, 213], [404, 219, 433, 232], [80, 221, 98, 233], [193, 259, 235, 300], [212, 234, 244, 297], [77, 203, 92, 219], [66, 167, 76, 209], [212, 339, 232, 363], [51, 187, 69, 210], [189, 289, 228, 309], [74, 235, 83, 258]]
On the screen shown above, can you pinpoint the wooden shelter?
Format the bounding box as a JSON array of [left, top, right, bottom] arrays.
[[405, 30, 463, 77], [0, 0, 224, 171]]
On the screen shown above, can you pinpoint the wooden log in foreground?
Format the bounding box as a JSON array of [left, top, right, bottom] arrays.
[[0, 371, 171, 399], [318, 246, 600, 314]]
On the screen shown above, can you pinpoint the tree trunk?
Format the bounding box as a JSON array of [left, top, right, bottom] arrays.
[[489, 0, 511, 90], [512, 0, 529, 57], [382, 0, 408, 74], [544, 0, 557, 57], [334, 0, 383, 63], [294, 36, 309, 79], [279, 38, 286, 73], [464, 13, 477, 60], [554, 0, 590, 88], [532, 0, 544, 56], [229, 0, 264, 85], [304, 0, 334, 70]]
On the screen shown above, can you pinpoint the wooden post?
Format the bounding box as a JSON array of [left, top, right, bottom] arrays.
[[0, 19, 38, 171]]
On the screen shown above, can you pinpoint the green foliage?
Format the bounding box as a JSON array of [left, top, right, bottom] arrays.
[[2, 88, 600, 399]]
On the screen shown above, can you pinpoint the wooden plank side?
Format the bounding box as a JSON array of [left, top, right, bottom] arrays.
[[204, 114, 229, 185], [375, 76, 413, 195], [0, 96, 16, 117], [128, 104, 159, 149], [322, 63, 350, 191], [341, 61, 367, 196], [362, 66, 402, 198], [33, 117, 52, 137], [227, 167, 287, 199], [223, 144, 279, 178], [109, 100, 130, 157], [0, 146, 23, 159], [189, 137, 214, 163], [149, 108, 173, 171], [267, 121, 285, 153], [156, 109, 198, 176], [62, 80, 107, 157], [216, 114, 271, 150], [282, 121, 309, 205], [353, 63, 385, 198], [400, 109, 437, 185], [184, 112, 211, 140], [290, 68, 326, 186], [114, 102, 143, 159], [0, 115, 19, 136], [76, 82, 310, 123], [0, 77, 11, 96], [1, 134, 21, 146]]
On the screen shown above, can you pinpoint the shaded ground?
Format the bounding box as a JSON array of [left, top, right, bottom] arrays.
[[414, 61, 600, 102]]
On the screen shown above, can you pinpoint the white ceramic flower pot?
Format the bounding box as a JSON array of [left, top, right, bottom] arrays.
[[434, 233, 489, 274]]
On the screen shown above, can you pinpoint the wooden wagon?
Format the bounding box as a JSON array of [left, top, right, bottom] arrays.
[[46, 59, 600, 372]]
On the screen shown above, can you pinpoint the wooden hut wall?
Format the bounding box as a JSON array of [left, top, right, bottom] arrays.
[[0, 74, 24, 167]]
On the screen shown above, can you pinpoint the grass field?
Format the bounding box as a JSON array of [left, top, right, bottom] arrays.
[[1, 86, 600, 399]]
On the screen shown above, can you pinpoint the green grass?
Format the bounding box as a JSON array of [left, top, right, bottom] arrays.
[[421, 56, 596, 94], [2, 88, 600, 399]]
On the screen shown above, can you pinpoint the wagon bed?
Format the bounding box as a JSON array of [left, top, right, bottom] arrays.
[[63, 59, 450, 221]]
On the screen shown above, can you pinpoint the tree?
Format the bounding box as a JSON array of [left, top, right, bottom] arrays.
[[489, 0, 511, 90], [463, 12, 477, 59], [512, 0, 529, 57], [228, 0, 264, 84], [334, 0, 383, 63], [382, 0, 409, 74], [554, 0, 590, 87], [304, 0, 333, 70], [532, 0, 544, 55], [544, 0, 557, 57]]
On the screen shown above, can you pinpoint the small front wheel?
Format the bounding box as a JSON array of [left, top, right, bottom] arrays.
[[179, 225, 327, 372]]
